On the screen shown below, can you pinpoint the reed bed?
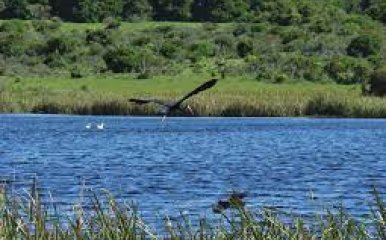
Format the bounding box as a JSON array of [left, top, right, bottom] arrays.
[[0, 184, 385, 240], [1, 75, 386, 117]]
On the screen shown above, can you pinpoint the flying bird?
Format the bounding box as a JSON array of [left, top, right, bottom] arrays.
[[128, 79, 218, 120]]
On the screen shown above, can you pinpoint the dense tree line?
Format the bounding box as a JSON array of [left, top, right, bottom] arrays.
[[0, 0, 385, 24]]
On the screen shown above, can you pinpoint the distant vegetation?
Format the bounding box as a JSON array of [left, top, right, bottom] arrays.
[[0, 0, 385, 24], [0, 0, 385, 116]]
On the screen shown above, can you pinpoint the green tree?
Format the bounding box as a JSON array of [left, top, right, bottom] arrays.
[[258, 0, 301, 26], [347, 34, 381, 58], [368, 66, 386, 96], [191, 0, 249, 22], [151, 0, 193, 21], [365, 0, 386, 24], [1, 0, 30, 19], [122, 0, 152, 21], [75, 0, 123, 22], [49, 0, 77, 21], [236, 37, 253, 58]]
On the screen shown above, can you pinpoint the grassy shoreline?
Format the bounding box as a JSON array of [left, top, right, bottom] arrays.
[[0, 185, 385, 239], [1, 74, 386, 118]]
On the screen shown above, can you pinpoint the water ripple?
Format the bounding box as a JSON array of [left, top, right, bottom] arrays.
[[0, 115, 385, 221]]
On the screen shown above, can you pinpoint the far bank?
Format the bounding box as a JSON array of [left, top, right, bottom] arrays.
[[1, 74, 386, 118]]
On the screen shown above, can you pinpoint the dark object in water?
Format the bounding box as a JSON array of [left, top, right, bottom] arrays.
[[213, 191, 247, 214], [128, 79, 218, 119]]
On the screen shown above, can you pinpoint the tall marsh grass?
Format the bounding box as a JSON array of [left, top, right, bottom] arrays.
[[1, 75, 386, 117], [0, 183, 385, 239]]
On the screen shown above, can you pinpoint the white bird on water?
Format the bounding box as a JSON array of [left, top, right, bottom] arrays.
[[85, 123, 92, 129], [96, 123, 105, 130]]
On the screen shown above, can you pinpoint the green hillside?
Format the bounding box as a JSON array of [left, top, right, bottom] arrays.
[[0, 0, 385, 116]]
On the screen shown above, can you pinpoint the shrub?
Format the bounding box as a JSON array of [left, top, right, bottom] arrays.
[[188, 41, 215, 62], [236, 37, 253, 58], [104, 47, 161, 74], [325, 56, 372, 84], [159, 41, 181, 59], [369, 66, 386, 96], [44, 53, 67, 68], [44, 36, 76, 54], [365, 2, 386, 24], [0, 32, 25, 56], [273, 73, 289, 84], [262, 0, 302, 26], [233, 24, 249, 37], [309, 18, 332, 33], [250, 23, 265, 33], [70, 67, 83, 78], [103, 17, 121, 30], [347, 34, 381, 58], [31, 20, 61, 32], [86, 29, 112, 45], [214, 34, 234, 56], [131, 35, 151, 46], [103, 47, 137, 73], [28, 3, 52, 19], [280, 27, 306, 44], [0, 19, 28, 32]]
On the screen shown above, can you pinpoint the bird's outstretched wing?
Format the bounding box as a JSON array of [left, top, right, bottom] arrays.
[[128, 98, 167, 106], [174, 78, 218, 106]]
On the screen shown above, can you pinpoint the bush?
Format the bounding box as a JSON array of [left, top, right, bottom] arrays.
[[309, 18, 332, 33], [44, 36, 77, 54], [365, 2, 386, 24], [273, 73, 289, 83], [188, 41, 215, 62], [233, 24, 249, 37], [280, 27, 306, 44], [103, 47, 137, 73], [31, 20, 61, 32], [44, 53, 67, 68], [131, 35, 151, 46], [369, 66, 386, 96], [104, 47, 161, 74], [0, 32, 24, 56], [325, 56, 372, 84], [347, 34, 381, 58], [0, 19, 28, 32], [86, 29, 112, 45], [236, 37, 253, 58], [28, 3, 52, 19], [250, 23, 266, 33], [214, 34, 234, 56], [159, 41, 181, 59], [262, 0, 302, 26], [70, 67, 83, 78], [103, 17, 121, 30]]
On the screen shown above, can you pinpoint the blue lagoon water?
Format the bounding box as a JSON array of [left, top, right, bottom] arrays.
[[0, 115, 385, 221]]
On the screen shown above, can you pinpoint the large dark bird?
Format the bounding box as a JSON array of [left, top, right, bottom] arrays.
[[212, 191, 247, 214], [128, 79, 218, 120]]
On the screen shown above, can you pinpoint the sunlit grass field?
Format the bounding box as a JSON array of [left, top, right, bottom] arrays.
[[1, 71, 386, 117]]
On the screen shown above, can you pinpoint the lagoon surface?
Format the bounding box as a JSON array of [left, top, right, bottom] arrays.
[[0, 115, 385, 221]]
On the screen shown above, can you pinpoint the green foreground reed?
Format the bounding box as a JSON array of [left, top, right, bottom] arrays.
[[0, 185, 385, 240], [1, 74, 386, 117]]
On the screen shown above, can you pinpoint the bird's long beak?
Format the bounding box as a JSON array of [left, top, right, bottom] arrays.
[[187, 105, 194, 116]]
